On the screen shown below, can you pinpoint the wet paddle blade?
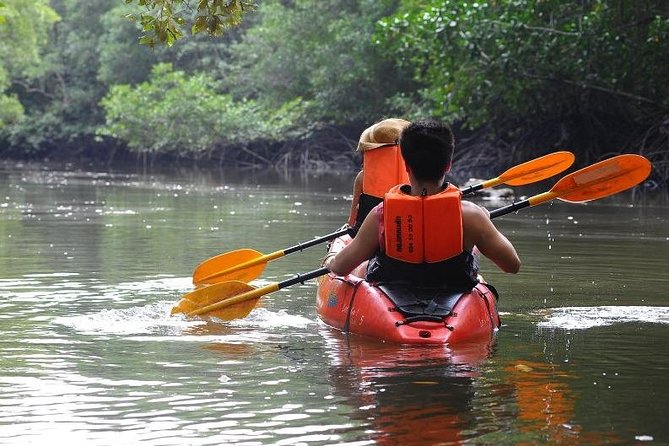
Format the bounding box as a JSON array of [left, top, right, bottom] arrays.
[[501, 151, 575, 186], [191, 230, 346, 287], [192, 249, 267, 286], [171, 280, 260, 320], [552, 154, 651, 203], [175, 268, 327, 321], [205, 298, 260, 320]]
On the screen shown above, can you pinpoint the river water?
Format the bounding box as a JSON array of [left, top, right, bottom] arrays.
[[0, 161, 667, 445]]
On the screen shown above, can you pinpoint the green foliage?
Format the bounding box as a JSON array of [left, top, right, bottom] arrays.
[[97, 4, 161, 86], [0, 63, 16, 127], [224, 0, 411, 124], [378, 0, 669, 130], [2, 110, 65, 154], [0, 0, 59, 78], [4, 0, 115, 149], [97, 3, 248, 87], [2, 0, 668, 170], [0, 0, 59, 131], [124, 0, 257, 46], [99, 63, 306, 156], [0, 95, 24, 128]]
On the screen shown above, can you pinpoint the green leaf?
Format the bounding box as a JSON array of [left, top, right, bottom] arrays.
[[192, 16, 208, 34], [138, 35, 155, 46]]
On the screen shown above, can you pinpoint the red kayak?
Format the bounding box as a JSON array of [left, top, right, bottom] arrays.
[[316, 235, 502, 345]]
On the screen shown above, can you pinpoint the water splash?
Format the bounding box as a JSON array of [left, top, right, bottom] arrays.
[[537, 306, 669, 330], [53, 302, 192, 335], [53, 302, 315, 339]]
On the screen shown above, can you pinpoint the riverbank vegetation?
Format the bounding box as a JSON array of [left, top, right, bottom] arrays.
[[1, 0, 667, 187]]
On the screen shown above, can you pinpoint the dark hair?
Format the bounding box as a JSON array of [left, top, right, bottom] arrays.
[[399, 119, 455, 182]]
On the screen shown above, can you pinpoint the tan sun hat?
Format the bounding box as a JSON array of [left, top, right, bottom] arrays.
[[356, 118, 410, 151]]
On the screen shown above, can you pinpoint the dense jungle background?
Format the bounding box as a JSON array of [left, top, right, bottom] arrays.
[[0, 0, 667, 186]]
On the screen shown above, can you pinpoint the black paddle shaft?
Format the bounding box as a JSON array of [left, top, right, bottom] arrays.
[[459, 183, 485, 196], [279, 267, 330, 289], [489, 199, 532, 219], [284, 228, 350, 256]]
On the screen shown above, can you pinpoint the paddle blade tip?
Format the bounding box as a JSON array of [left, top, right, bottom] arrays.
[[171, 297, 200, 317], [555, 154, 652, 203], [503, 151, 576, 186]]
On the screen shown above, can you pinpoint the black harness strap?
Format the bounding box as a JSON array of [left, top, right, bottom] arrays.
[[478, 283, 502, 328], [354, 193, 383, 229], [332, 276, 365, 334]]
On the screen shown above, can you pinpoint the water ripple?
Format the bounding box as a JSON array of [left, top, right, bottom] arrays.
[[536, 305, 669, 330]]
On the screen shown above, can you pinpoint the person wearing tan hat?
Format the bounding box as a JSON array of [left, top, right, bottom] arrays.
[[347, 118, 411, 227], [328, 118, 520, 285]]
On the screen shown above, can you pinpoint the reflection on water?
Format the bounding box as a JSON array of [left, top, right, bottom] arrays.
[[0, 161, 668, 444], [322, 329, 491, 445]]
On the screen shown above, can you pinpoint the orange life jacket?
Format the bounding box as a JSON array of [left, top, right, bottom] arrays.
[[382, 183, 463, 264], [362, 144, 410, 199]]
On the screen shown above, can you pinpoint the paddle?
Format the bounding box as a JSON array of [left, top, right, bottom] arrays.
[[172, 154, 651, 321], [192, 151, 575, 286], [489, 154, 651, 218], [192, 229, 348, 285], [172, 268, 329, 319]]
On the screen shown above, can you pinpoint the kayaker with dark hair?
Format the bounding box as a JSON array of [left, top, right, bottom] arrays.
[[326, 118, 520, 287]]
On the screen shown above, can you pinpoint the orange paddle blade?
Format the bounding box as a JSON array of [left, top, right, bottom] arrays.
[[192, 249, 268, 286], [552, 154, 651, 203], [500, 151, 575, 186], [206, 298, 260, 320], [171, 281, 260, 320], [490, 154, 652, 219]]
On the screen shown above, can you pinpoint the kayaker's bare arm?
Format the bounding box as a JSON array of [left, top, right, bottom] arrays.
[[327, 210, 379, 276], [347, 171, 363, 226], [462, 201, 521, 274]]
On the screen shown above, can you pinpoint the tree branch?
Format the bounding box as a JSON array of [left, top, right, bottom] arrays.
[[523, 72, 666, 108]]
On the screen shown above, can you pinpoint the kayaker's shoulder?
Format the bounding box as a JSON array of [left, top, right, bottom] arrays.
[[461, 199, 486, 214], [461, 200, 491, 225]]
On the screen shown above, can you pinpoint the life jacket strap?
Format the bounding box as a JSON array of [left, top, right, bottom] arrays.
[[354, 192, 382, 229]]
